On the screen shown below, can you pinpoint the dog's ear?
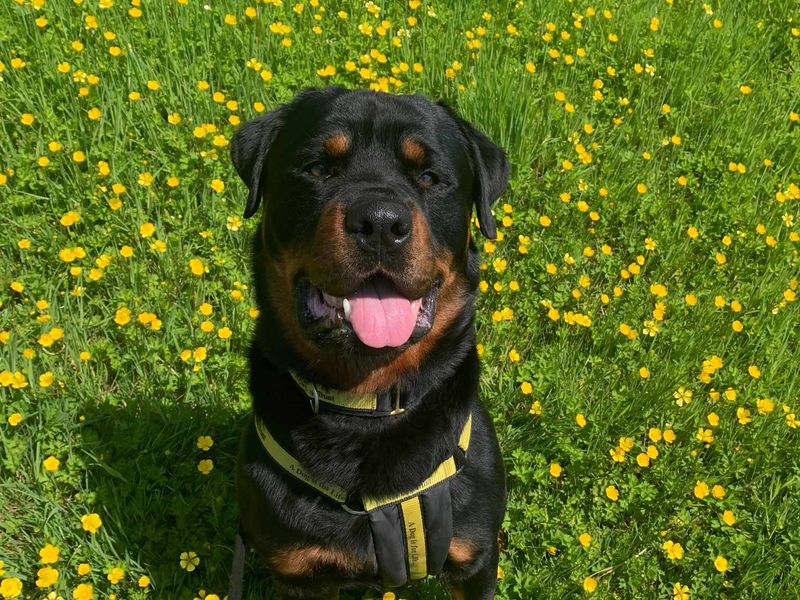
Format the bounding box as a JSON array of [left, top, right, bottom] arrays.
[[458, 119, 509, 240], [441, 105, 509, 240], [230, 105, 287, 219]]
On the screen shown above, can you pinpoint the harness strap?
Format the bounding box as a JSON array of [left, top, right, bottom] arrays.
[[254, 413, 472, 509], [254, 418, 348, 503]]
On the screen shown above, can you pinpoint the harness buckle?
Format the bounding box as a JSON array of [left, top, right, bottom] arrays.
[[340, 502, 367, 515], [309, 383, 320, 414], [389, 387, 405, 415]]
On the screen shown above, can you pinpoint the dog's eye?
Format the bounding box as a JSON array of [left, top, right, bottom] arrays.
[[307, 162, 327, 178], [418, 171, 438, 188]]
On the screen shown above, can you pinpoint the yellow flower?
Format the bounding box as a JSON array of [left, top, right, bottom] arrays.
[[60, 211, 81, 226], [605, 485, 619, 501], [114, 307, 131, 326], [138, 576, 150, 588], [583, 576, 597, 592], [43, 456, 60, 472], [189, 258, 207, 276], [210, 179, 225, 193], [721, 510, 736, 526], [217, 326, 232, 340], [0, 577, 23, 599], [672, 582, 689, 600], [39, 372, 54, 388], [72, 583, 93, 600], [737, 407, 752, 425], [549, 463, 562, 477], [196, 436, 214, 451], [180, 551, 200, 572], [7, 413, 23, 426], [77, 564, 91, 576], [756, 398, 774, 414], [714, 555, 728, 572], [107, 567, 124, 584], [139, 222, 155, 238], [693, 480, 709, 499], [35, 566, 58, 588], [696, 427, 714, 444], [39, 544, 60, 564], [663, 540, 684, 560], [578, 532, 592, 547], [81, 513, 103, 533]]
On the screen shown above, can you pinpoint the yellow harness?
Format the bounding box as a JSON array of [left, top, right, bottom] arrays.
[[254, 372, 472, 586]]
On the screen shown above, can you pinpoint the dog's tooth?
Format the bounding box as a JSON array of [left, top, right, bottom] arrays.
[[343, 298, 351, 321]]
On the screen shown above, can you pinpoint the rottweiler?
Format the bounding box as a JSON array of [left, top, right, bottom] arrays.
[[228, 86, 508, 600]]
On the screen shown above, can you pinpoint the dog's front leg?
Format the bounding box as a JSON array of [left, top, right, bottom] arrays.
[[448, 541, 500, 600]]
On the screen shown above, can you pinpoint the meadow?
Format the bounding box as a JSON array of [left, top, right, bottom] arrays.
[[2, 0, 800, 598]]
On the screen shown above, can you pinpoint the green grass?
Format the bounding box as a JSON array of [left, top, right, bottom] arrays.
[[2, 0, 800, 598]]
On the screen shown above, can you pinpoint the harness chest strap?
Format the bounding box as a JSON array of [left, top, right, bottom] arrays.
[[254, 413, 472, 586]]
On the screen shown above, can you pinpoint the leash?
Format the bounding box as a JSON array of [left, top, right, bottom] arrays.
[[227, 529, 246, 600]]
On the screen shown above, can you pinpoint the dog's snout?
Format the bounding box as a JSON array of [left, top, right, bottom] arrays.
[[345, 199, 411, 255]]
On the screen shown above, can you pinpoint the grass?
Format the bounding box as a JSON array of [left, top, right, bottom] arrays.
[[2, 0, 800, 598]]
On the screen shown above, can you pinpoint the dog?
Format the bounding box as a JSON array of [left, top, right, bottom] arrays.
[[228, 86, 508, 600]]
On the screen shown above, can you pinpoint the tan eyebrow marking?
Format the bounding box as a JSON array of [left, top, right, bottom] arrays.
[[401, 137, 426, 165], [323, 133, 350, 157]]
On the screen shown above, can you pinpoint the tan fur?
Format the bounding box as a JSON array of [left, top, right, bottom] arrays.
[[401, 138, 426, 165], [270, 545, 364, 577], [448, 537, 477, 564], [324, 133, 349, 157]]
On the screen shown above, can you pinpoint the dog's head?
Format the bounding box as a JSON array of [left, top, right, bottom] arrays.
[[232, 87, 508, 387]]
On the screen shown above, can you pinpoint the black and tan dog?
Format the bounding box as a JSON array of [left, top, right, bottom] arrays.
[[228, 86, 508, 600]]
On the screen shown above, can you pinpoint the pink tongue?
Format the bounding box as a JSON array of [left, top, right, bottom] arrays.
[[347, 279, 421, 348]]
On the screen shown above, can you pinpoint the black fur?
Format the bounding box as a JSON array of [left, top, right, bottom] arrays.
[[230, 87, 508, 600]]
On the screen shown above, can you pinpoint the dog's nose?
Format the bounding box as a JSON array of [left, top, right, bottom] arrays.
[[345, 200, 411, 255]]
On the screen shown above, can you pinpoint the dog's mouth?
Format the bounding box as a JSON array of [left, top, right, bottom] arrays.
[[297, 275, 438, 350]]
